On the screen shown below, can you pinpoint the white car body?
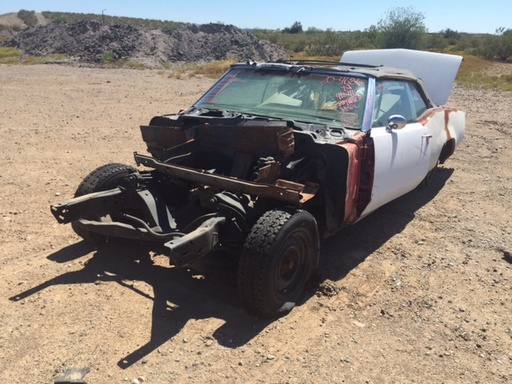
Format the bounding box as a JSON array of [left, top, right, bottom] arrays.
[[340, 49, 465, 218]]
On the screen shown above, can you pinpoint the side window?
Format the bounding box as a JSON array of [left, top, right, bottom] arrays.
[[372, 80, 419, 127], [406, 82, 429, 118]]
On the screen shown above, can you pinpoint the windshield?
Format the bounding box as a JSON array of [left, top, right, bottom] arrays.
[[193, 67, 368, 130]]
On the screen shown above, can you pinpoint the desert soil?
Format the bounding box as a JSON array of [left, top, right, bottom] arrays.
[[0, 64, 511, 384]]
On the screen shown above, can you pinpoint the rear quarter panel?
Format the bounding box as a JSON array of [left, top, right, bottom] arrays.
[[420, 108, 465, 169]]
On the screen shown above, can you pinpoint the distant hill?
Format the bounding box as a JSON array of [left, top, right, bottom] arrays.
[[0, 11, 289, 66], [0, 10, 184, 30]]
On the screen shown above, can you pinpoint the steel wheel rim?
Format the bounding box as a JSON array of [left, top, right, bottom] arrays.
[[274, 229, 308, 296]]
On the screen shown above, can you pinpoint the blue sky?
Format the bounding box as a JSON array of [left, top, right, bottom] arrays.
[[1, 0, 510, 34]]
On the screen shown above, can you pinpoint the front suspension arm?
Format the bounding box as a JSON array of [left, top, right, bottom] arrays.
[[51, 188, 125, 224]]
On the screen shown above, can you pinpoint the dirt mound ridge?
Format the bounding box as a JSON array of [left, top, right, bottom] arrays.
[[5, 19, 289, 66]]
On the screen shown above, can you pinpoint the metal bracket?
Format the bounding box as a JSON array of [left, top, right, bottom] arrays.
[[164, 216, 226, 268]]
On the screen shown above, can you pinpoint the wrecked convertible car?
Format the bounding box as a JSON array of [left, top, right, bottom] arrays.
[[51, 49, 465, 318]]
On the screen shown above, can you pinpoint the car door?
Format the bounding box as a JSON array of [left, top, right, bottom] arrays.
[[361, 79, 431, 217]]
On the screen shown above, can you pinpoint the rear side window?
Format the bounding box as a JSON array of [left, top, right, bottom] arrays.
[[406, 82, 429, 118]]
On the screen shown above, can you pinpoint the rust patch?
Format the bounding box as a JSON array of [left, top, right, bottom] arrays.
[[135, 153, 319, 205], [444, 109, 454, 141], [340, 131, 374, 225], [418, 107, 443, 126]]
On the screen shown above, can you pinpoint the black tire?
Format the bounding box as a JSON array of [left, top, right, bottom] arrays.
[[237, 208, 319, 318], [71, 163, 138, 242]]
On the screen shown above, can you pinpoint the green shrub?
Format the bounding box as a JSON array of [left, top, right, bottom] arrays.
[[424, 33, 448, 51], [100, 50, 116, 64], [371, 6, 427, 49], [476, 29, 512, 61], [17, 9, 38, 27]]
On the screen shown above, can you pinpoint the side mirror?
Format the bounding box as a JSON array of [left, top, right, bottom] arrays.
[[386, 115, 407, 132]]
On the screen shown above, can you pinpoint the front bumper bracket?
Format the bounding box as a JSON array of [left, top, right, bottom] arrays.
[[164, 216, 226, 268]]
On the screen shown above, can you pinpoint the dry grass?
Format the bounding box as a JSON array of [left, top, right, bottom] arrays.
[[290, 54, 339, 61], [101, 60, 147, 70], [457, 54, 512, 91], [160, 60, 236, 79], [2, 47, 510, 91], [0, 47, 67, 64], [0, 47, 22, 63], [187, 60, 236, 78]]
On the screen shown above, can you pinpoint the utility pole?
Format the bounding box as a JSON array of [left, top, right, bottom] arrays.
[[101, 9, 106, 24]]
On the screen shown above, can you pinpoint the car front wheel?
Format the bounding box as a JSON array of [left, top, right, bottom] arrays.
[[71, 163, 138, 242], [237, 208, 319, 318]]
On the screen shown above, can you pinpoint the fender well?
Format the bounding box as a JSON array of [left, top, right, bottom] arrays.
[[320, 132, 374, 235], [439, 138, 455, 164]]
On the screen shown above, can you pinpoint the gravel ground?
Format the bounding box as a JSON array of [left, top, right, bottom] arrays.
[[0, 64, 510, 384]]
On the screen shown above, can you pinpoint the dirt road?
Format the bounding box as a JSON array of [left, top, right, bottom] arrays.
[[0, 64, 510, 383]]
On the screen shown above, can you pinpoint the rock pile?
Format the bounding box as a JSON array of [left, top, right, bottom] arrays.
[[5, 19, 289, 66]]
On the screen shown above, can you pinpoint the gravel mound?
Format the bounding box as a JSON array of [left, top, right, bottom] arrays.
[[5, 19, 289, 66]]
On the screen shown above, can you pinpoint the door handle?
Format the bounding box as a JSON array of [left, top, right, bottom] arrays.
[[422, 133, 432, 143]]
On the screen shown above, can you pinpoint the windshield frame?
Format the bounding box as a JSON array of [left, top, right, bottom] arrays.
[[192, 64, 371, 130]]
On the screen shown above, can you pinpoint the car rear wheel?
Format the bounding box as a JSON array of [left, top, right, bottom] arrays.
[[237, 208, 319, 318], [71, 163, 138, 242]]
